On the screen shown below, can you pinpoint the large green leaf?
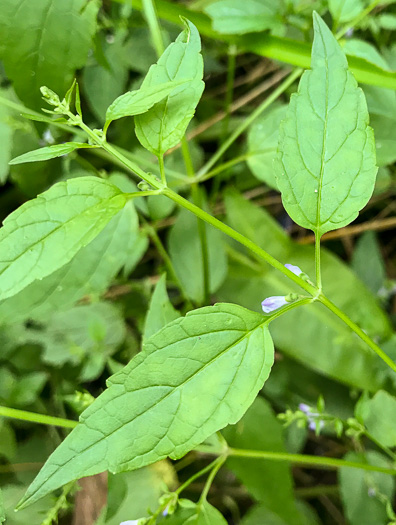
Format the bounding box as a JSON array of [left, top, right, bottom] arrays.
[[339, 451, 395, 525], [135, 19, 204, 156], [219, 192, 391, 390], [204, 0, 281, 35], [0, 177, 127, 301], [223, 397, 304, 525], [0, 0, 99, 111], [276, 13, 377, 237], [168, 206, 228, 304], [18, 303, 274, 508], [0, 202, 140, 324]]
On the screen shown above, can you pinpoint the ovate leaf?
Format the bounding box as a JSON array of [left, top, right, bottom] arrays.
[[106, 80, 190, 123], [362, 390, 396, 448], [204, 0, 281, 35], [164, 499, 228, 524], [9, 143, 95, 165], [135, 19, 204, 156], [277, 13, 377, 237], [18, 303, 274, 508], [0, 177, 127, 301], [247, 105, 287, 189], [0, 0, 99, 111], [329, 0, 364, 25], [143, 274, 180, 341], [339, 451, 394, 525]]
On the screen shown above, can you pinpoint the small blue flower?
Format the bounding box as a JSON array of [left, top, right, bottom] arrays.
[[120, 521, 140, 525], [368, 487, 376, 498], [163, 506, 169, 517], [285, 264, 303, 276], [298, 403, 311, 414], [261, 296, 288, 313]]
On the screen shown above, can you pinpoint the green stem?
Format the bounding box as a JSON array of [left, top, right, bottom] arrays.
[[181, 137, 211, 305], [315, 235, 322, 290], [198, 455, 227, 504], [142, 0, 165, 57], [364, 430, 396, 462], [196, 68, 302, 178], [318, 294, 396, 374], [158, 154, 167, 185], [195, 154, 250, 183], [227, 447, 396, 476], [336, 0, 381, 39], [176, 456, 226, 496], [295, 485, 339, 499], [0, 406, 77, 429]]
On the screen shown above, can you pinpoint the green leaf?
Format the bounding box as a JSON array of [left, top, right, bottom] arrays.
[[0, 202, 140, 324], [276, 13, 377, 237], [339, 451, 395, 525], [135, 19, 204, 156], [223, 397, 304, 525], [143, 274, 180, 341], [106, 79, 190, 123], [247, 104, 287, 189], [0, 176, 127, 301], [0, 0, 99, 111], [164, 499, 227, 524], [83, 31, 129, 121], [0, 88, 14, 184], [204, 0, 281, 35], [18, 303, 274, 508], [351, 231, 386, 295], [219, 191, 391, 391], [362, 391, 396, 448], [329, 0, 364, 25], [9, 142, 95, 165], [343, 40, 391, 72], [0, 489, 5, 524], [241, 503, 320, 525], [168, 206, 228, 304]]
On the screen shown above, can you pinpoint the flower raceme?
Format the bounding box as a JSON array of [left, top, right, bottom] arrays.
[[261, 264, 303, 313]]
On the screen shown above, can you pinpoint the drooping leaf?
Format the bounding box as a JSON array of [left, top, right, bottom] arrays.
[[9, 142, 95, 165], [135, 19, 204, 156], [204, 0, 281, 35], [0, 202, 140, 324], [361, 391, 396, 448], [168, 206, 228, 304], [339, 451, 395, 525], [0, 0, 99, 111], [277, 13, 377, 237], [329, 0, 364, 25], [18, 303, 274, 508], [223, 397, 305, 525], [106, 80, 190, 123], [219, 191, 391, 391], [0, 176, 127, 301], [247, 105, 287, 189], [143, 274, 180, 341]]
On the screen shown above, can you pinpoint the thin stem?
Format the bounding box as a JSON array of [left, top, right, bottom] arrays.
[[319, 294, 396, 374], [0, 406, 77, 429], [142, 0, 165, 57], [176, 456, 226, 496], [227, 447, 396, 476], [41, 482, 75, 525], [336, 0, 381, 39], [198, 455, 227, 504], [197, 68, 303, 178], [181, 137, 210, 305], [195, 154, 250, 183], [315, 235, 322, 290], [364, 430, 396, 462], [295, 485, 339, 499], [158, 154, 167, 186]]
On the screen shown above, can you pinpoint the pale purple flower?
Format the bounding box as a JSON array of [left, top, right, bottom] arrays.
[[261, 296, 288, 313], [163, 506, 169, 517], [299, 403, 311, 414], [285, 264, 303, 276], [308, 420, 324, 432], [368, 487, 376, 497], [120, 521, 139, 525]]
